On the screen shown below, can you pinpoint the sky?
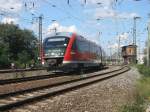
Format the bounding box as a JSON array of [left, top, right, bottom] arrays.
[[0, 0, 150, 55]]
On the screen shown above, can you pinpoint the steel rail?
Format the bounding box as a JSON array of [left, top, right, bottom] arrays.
[[0, 68, 45, 73], [0, 74, 67, 85], [0, 66, 130, 111], [0, 67, 108, 85], [0, 66, 123, 97]]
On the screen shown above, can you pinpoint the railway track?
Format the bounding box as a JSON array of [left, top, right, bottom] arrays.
[[0, 66, 107, 85], [0, 66, 130, 111], [0, 73, 67, 85], [0, 68, 45, 74]]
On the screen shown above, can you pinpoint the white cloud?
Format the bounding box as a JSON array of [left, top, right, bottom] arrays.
[[108, 43, 124, 50], [81, 0, 139, 19], [0, 0, 22, 13], [95, 8, 117, 18], [108, 43, 118, 49], [116, 32, 129, 41], [117, 12, 139, 19], [2, 17, 18, 24], [30, 22, 39, 35], [47, 22, 77, 35], [0, 0, 23, 23], [80, 0, 115, 7], [45, 22, 100, 44], [95, 8, 139, 19], [106, 33, 129, 51]]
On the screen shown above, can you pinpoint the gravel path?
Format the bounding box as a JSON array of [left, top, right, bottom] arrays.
[[10, 67, 140, 112]]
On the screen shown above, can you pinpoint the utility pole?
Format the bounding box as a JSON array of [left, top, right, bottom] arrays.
[[114, 15, 120, 65], [108, 41, 112, 65], [54, 27, 57, 34], [133, 16, 140, 63], [133, 17, 136, 45], [147, 21, 150, 66], [51, 20, 57, 34], [133, 17, 140, 45], [138, 39, 140, 64], [38, 15, 44, 65], [98, 32, 101, 43], [118, 35, 121, 64]]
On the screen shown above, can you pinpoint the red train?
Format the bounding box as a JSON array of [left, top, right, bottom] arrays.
[[43, 32, 105, 73]]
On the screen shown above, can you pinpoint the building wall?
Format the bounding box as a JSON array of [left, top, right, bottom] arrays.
[[126, 47, 136, 56], [122, 45, 137, 64]]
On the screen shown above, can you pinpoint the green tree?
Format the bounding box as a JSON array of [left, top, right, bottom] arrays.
[[0, 23, 38, 69]]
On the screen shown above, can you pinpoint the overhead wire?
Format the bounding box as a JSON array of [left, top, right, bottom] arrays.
[[41, 0, 104, 37], [42, 0, 101, 30], [0, 0, 37, 25]]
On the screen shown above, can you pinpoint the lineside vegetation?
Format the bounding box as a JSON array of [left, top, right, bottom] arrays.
[[122, 65, 150, 112], [0, 23, 38, 69]]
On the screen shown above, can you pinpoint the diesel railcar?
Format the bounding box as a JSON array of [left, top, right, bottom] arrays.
[[43, 32, 105, 73]]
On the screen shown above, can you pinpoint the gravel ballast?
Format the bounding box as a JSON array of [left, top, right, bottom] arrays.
[[10, 67, 140, 112], [0, 70, 49, 80]]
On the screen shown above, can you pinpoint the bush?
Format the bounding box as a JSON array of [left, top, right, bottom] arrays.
[[136, 65, 150, 77], [121, 65, 150, 112], [137, 77, 150, 101]]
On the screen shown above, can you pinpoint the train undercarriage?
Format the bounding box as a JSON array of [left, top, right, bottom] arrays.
[[44, 57, 105, 74]]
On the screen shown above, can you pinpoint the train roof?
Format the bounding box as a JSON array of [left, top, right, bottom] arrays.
[[46, 32, 74, 38], [44, 32, 101, 47]]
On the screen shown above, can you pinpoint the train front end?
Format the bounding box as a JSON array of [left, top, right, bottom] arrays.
[[43, 33, 74, 72]]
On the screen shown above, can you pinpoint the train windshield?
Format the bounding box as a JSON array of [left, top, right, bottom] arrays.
[[45, 36, 69, 48], [44, 36, 70, 57]]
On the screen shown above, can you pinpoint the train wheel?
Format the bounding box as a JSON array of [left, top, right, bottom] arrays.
[[79, 69, 84, 75], [77, 64, 84, 75]]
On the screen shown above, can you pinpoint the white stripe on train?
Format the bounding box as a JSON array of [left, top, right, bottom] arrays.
[[63, 60, 102, 64]]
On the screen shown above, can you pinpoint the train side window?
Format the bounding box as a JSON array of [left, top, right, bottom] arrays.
[[76, 37, 89, 52], [81, 40, 88, 52], [79, 40, 84, 52], [76, 38, 81, 52], [72, 39, 76, 50]]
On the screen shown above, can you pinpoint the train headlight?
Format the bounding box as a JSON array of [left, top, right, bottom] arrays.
[[51, 52, 55, 55], [64, 44, 67, 46], [45, 54, 48, 56]]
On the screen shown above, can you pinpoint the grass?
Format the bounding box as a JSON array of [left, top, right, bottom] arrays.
[[137, 77, 150, 101], [121, 64, 150, 112], [121, 94, 145, 112], [136, 64, 150, 77]]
